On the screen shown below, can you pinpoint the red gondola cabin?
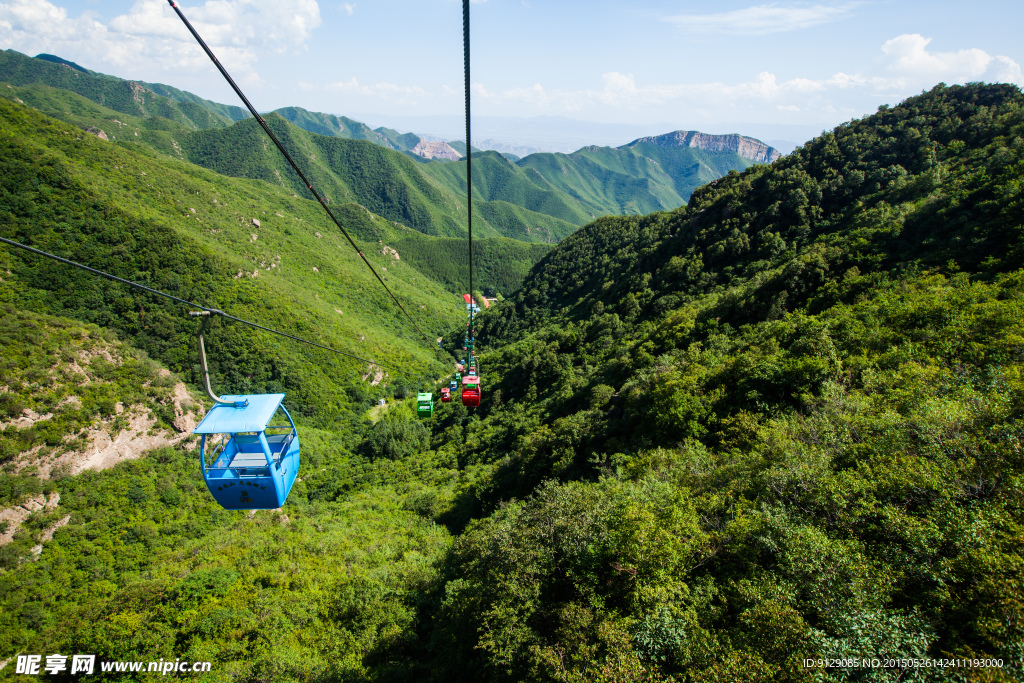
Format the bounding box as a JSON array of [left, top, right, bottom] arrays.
[[462, 375, 481, 407]]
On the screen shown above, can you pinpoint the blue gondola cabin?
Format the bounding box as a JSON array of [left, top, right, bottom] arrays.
[[193, 393, 299, 510]]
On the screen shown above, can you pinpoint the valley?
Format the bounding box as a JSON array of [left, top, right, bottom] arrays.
[[0, 48, 1021, 683]]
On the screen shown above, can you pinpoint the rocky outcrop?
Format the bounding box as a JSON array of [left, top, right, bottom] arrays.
[[410, 140, 462, 161], [624, 131, 781, 164], [0, 493, 60, 546]]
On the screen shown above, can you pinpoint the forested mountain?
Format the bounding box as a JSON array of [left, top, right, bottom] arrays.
[[0, 49, 244, 130], [0, 49, 774, 244], [5, 40, 1020, 683], [625, 130, 781, 164], [271, 106, 416, 151], [420, 81, 1024, 681], [179, 115, 582, 241], [0, 78, 578, 247], [513, 131, 780, 218]]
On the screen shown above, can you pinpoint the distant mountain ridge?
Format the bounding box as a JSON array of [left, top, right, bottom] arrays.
[[0, 48, 780, 240], [623, 130, 781, 164], [33, 53, 91, 74], [0, 49, 240, 131]]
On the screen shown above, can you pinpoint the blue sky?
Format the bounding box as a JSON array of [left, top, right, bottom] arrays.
[[1, 1, 1022, 148]]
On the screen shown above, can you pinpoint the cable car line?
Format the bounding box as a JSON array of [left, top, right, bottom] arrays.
[[463, 0, 474, 313], [5, 5, 478, 507], [457, 0, 481, 410], [0, 235, 398, 370], [166, 0, 433, 346], [413, 1, 478, 420]]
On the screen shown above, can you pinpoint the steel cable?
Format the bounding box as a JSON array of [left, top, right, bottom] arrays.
[[0, 235, 397, 370], [167, 0, 433, 345]]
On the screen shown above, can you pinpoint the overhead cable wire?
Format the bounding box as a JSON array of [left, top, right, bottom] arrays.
[[0, 235, 397, 371], [463, 0, 474, 326], [166, 0, 432, 345]]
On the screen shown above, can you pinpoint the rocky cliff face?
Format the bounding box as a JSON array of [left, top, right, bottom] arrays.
[[624, 130, 781, 164], [410, 139, 462, 161]]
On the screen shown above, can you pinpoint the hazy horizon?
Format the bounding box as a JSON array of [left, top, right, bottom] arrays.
[[1, 0, 1021, 151]]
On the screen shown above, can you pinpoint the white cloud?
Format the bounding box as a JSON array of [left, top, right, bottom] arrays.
[[468, 33, 1024, 123], [301, 77, 430, 105], [0, 0, 321, 83], [340, 3, 354, 16], [877, 34, 1022, 86], [664, 2, 859, 35], [471, 70, 839, 113], [113, 0, 321, 54]]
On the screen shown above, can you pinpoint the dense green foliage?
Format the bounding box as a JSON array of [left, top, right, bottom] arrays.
[[395, 235, 551, 296], [0, 439, 456, 681], [517, 142, 757, 218], [0, 94, 467, 680], [3, 78, 1023, 683], [424, 82, 1024, 681], [179, 115, 580, 242], [0, 50, 238, 131], [0, 96, 458, 425]]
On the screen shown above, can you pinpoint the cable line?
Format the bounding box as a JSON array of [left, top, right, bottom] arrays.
[[166, 0, 432, 345], [457, 0, 481, 409], [0, 235, 397, 370], [463, 0, 474, 318]]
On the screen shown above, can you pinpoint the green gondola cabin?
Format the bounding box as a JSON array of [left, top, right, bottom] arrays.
[[417, 392, 434, 418]]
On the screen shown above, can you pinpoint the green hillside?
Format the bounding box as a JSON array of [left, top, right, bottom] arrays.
[[0, 96, 458, 418], [268, 106, 464, 160], [0, 76, 584, 244], [0, 49, 238, 131], [623, 140, 756, 197], [0, 92, 487, 681], [0, 49, 773, 248], [0, 81, 200, 157], [136, 80, 248, 123], [421, 82, 1024, 681], [8, 52, 1021, 683], [394, 235, 552, 296], [0, 83, 556, 297], [179, 114, 581, 242], [516, 143, 759, 217], [33, 53, 90, 74], [421, 150, 595, 225], [374, 125, 424, 152], [272, 106, 395, 146]]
